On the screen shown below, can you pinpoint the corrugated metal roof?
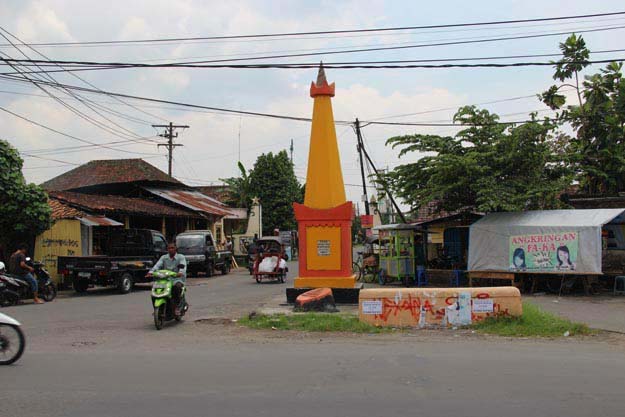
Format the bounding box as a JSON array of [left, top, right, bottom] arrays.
[[79, 215, 124, 227], [473, 209, 625, 228], [373, 223, 427, 231], [144, 187, 232, 217]]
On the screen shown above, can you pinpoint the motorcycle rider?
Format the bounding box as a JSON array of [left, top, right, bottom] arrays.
[[147, 243, 187, 315], [8, 243, 44, 304]]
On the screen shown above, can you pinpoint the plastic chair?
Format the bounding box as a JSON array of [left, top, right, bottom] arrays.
[[614, 276, 625, 295]]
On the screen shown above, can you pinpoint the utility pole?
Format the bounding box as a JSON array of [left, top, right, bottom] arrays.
[[152, 122, 189, 177], [356, 120, 407, 224], [355, 118, 370, 216], [289, 139, 294, 164]]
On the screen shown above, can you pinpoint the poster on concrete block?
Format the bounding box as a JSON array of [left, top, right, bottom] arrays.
[[446, 292, 472, 326], [362, 300, 383, 315], [472, 298, 494, 313]]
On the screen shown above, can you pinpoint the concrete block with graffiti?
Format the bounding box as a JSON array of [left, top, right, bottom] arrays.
[[359, 287, 522, 328]]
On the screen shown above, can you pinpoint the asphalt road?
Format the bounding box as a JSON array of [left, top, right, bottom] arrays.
[[2, 266, 625, 417]]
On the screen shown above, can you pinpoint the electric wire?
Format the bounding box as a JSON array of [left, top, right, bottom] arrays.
[[0, 27, 169, 125], [0, 105, 161, 156], [0, 30, 160, 144], [4, 20, 624, 70], [0, 72, 587, 128], [0, 50, 155, 144], [0, 25, 168, 125], [3, 11, 623, 47], [2, 24, 625, 73]]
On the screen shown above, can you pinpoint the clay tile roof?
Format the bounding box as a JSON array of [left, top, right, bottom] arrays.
[[41, 159, 182, 192], [49, 191, 197, 218], [48, 198, 86, 220]]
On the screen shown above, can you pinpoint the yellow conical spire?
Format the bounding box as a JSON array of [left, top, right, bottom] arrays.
[[304, 64, 347, 209]]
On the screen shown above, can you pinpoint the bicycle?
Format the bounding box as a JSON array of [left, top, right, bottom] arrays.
[[352, 252, 363, 281], [353, 251, 379, 283]]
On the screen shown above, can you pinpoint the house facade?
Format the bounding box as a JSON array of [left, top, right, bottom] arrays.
[[36, 159, 232, 282]]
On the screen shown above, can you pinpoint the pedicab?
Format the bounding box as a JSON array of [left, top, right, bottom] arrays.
[[374, 224, 428, 287], [252, 237, 289, 283]]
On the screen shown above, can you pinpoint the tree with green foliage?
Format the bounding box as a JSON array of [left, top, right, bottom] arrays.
[[0, 139, 52, 259], [248, 150, 303, 235], [384, 106, 571, 214], [351, 214, 362, 243], [219, 161, 252, 209], [541, 34, 625, 195]]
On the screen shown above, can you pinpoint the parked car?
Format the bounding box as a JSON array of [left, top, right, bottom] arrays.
[[58, 229, 168, 294], [175, 230, 232, 277]]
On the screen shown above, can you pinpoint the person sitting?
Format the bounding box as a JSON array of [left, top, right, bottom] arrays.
[[147, 243, 187, 315], [9, 243, 44, 304]]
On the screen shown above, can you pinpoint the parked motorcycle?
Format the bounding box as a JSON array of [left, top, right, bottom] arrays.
[[0, 258, 57, 305], [0, 276, 21, 307], [0, 312, 25, 365], [150, 270, 188, 330]]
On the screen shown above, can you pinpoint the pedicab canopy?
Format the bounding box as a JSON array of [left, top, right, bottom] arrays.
[[468, 209, 625, 274]]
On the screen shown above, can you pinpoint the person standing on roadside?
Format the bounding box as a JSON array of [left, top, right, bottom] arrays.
[[9, 243, 44, 304]]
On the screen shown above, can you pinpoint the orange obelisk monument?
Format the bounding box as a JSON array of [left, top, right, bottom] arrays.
[[293, 64, 356, 289]]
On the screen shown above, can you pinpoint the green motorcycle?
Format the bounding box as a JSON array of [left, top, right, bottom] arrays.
[[150, 270, 188, 330]]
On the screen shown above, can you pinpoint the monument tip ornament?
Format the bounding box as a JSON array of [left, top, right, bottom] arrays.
[[293, 63, 356, 289]]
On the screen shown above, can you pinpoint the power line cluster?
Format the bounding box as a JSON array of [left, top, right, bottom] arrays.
[[2, 26, 625, 74], [2, 11, 623, 47], [1, 11, 624, 171]]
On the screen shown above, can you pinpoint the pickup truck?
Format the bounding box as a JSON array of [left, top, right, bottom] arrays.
[[58, 229, 168, 294], [175, 230, 232, 276]]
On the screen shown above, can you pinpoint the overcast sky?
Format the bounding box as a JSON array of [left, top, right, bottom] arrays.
[[1, 0, 624, 209]]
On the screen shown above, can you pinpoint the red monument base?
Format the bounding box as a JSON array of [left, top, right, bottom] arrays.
[[293, 201, 356, 289]]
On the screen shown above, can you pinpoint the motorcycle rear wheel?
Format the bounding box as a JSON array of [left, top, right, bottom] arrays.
[[154, 305, 165, 330], [0, 292, 19, 307], [42, 283, 57, 302], [0, 324, 25, 365]]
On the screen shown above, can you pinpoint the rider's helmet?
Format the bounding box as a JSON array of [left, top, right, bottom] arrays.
[[0, 261, 5, 273]]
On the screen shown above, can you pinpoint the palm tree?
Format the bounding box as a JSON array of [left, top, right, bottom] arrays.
[[220, 161, 252, 209]]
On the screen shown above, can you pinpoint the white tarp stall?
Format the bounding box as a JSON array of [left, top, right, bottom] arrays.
[[468, 209, 625, 274]]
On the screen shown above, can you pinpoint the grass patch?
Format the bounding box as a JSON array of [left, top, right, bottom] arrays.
[[240, 312, 390, 333], [473, 301, 592, 337]]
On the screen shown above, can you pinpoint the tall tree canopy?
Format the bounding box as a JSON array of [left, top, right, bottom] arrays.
[[541, 34, 625, 195], [0, 139, 52, 254], [385, 106, 571, 214], [247, 150, 303, 235], [385, 35, 625, 215]]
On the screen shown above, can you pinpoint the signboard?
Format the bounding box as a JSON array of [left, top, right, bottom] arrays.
[[472, 298, 494, 313], [279, 231, 292, 245], [362, 300, 383, 315], [509, 231, 579, 272], [360, 214, 374, 229], [317, 240, 331, 256]]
